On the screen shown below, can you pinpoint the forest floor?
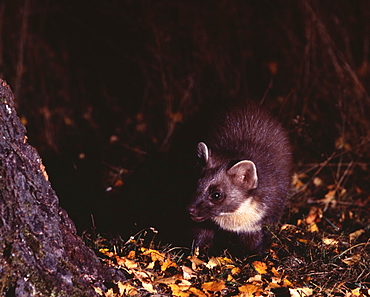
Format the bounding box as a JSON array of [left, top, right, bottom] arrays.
[[85, 157, 370, 297]]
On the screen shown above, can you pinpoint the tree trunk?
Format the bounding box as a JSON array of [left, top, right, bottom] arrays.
[[0, 80, 119, 296]]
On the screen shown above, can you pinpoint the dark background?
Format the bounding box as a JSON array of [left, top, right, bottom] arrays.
[[1, 0, 369, 241]]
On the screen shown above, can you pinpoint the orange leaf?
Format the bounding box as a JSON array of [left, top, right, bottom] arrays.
[[252, 261, 268, 274], [238, 283, 260, 295], [161, 257, 178, 271], [349, 229, 365, 242], [141, 248, 165, 262], [188, 287, 208, 297], [115, 256, 138, 269], [201, 281, 225, 292]]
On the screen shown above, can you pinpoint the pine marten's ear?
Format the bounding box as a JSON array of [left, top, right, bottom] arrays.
[[197, 142, 209, 164], [227, 160, 258, 190]]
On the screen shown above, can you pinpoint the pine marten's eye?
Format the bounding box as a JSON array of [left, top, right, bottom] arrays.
[[210, 192, 222, 200]]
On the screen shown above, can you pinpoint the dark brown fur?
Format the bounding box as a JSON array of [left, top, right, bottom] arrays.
[[187, 103, 292, 255]]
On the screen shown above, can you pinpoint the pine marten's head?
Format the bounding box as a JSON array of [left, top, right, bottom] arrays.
[[187, 142, 266, 233]]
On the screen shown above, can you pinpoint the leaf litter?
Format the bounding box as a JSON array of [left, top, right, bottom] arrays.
[[87, 156, 370, 297]]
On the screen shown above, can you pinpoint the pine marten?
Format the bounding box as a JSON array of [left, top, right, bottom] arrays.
[[187, 103, 292, 255]]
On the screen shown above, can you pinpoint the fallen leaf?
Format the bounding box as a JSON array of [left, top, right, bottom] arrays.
[[252, 261, 268, 274], [105, 288, 115, 297], [205, 256, 234, 269], [133, 270, 154, 284], [349, 229, 365, 242], [350, 288, 361, 296], [94, 286, 104, 296], [341, 254, 361, 265], [282, 278, 294, 288], [116, 256, 138, 269], [188, 287, 208, 297], [181, 265, 197, 280], [307, 222, 319, 233], [238, 283, 260, 295], [157, 274, 183, 285], [188, 255, 206, 270], [127, 250, 136, 260], [292, 173, 306, 189], [320, 189, 337, 209], [280, 224, 296, 231], [267, 282, 282, 289], [205, 257, 219, 268], [99, 249, 112, 256], [297, 238, 309, 244], [117, 282, 139, 296], [305, 207, 323, 224], [246, 274, 262, 283], [231, 267, 241, 275], [141, 282, 157, 294], [217, 257, 233, 265], [227, 274, 235, 282], [161, 257, 178, 271], [169, 284, 191, 297], [322, 237, 339, 246], [271, 267, 280, 277], [142, 248, 165, 262], [201, 281, 225, 292]]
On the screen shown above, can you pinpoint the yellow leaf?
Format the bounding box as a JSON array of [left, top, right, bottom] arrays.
[[188, 255, 205, 270], [271, 267, 280, 277], [99, 248, 110, 255], [105, 288, 115, 297], [169, 284, 191, 297], [206, 256, 234, 269], [161, 257, 178, 271], [297, 238, 309, 244], [231, 267, 241, 275], [280, 224, 296, 231], [238, 283, 260, 295], [349, 229, 365, 242], [217, 257, 233, 265], [115, 256, 138, 269], [93, 286, 104, 296], [351, 288, 361, 296], [201, 281, 225, 292], [142, 249, 165, 262], [117, 282, 139, 296], [267, 282, 282, 289], [252, 261, 268, 274], [227, 274, 234, 282], [322, 237, 339, 246], [188, 287, 208, 297], [307, 222, 319, 233], [126, 250, 136, 260], [282, 278, 294, 288], [342, 254, 361, 266]]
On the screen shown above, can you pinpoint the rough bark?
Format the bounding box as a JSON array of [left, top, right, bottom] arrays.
[[0, 80, 118, 296]]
